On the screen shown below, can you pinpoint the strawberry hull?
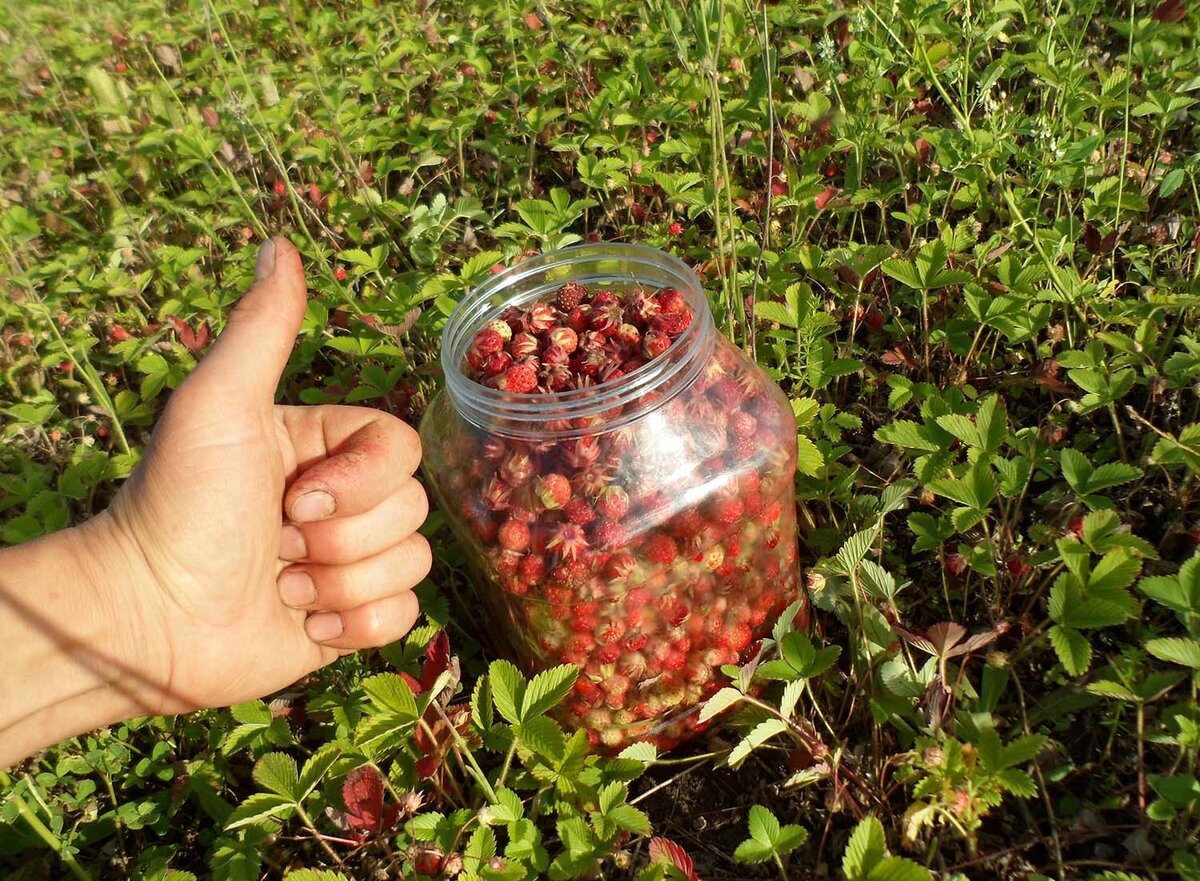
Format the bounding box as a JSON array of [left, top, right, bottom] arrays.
[[421, 244, 804, 751]]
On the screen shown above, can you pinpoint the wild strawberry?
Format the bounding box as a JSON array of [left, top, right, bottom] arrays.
[[701, 544, 725, 572], [571, 463, 614, 498], [413, 848, 444, 876], [721, 623, 753, 653], [485, 317, 513, 342], [593, 289, 619, 307], [668, 221, 683, 236], [495, 549, 522, 576], [574, 677, 601, 701], [499, 451, 534, 486], [652, 309, 692, 336], [643, 330, 671, 358], [544, 584, 573, 606], [708, 495, 745, 525], [564, 497, 596, 525], [480, 476, 512, 511], [597, 618, 626, 645], [550, 559, 589, 589], [498, 519, 530, 551], [535, 473, 571, 508], [656, 287, 687, 314], [603, 551, 638, 580], [564, 633, 595, 663], [590, 303, 624, 336], [625, 587, 652, 610], [483, 350, 512, 376], [548, 522, 590, 560], [566, 304, 592, 332], [333, 265, 348, 281], [596, 486, 631, 521], [623, 632, 649, 653], [498, 363, 537, 393], [571, 614, 599, 634], [527, 302, 556, 334], [472, 327, 504, 357], [659, 596, 689, 627], [616, 323, 641, 347], [670, 508, 707, 538], [542, 343, 570, 366], [546, 325, 578, 353], [519, 553, 547, 584], [600, 726, 626, 748], [564, 436, 601, 469], [730, 412, 757, 438], [644, 534, 678, 565], [511, 331, 539, 360], [556, 281, 587, 311], [592, 518, 626, 549], [662, 652, 691, 672]]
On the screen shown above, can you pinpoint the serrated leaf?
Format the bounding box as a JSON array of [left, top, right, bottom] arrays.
[[1088, 551, 1142, 595], [1146, 637, 1200, 669], [607, 803, 652, 836], [1049, 625, 1092, 676], [517, 715, 565, 760], [1087, 462, 1143, 493], [489, 660, 526, 725], [1087, 679, 1137, 700], [747, 804, 780, 845], [362, 673, 419, 717], [868, 857, 932, 881], [489, 787, 524, 825], [224, 793, 293, 830], [733, 838, 775, 863], [522, 665, 577, 720], [796, 434, 824, 476], [842, 816, 886, 879], [298, 744, 339, 797], [251, 753, 300, 801], [728, 718, 788, 768], [699, 687, 743, 722], [876, 420, 945, 451], [755, 300, 798, 328], [618, 741, 659, 764]]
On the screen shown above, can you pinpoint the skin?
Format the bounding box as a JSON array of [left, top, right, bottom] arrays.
[[0, 237, 431, 768]]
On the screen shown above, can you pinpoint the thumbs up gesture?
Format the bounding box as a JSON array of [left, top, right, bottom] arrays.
[[101, 237, 431, 713]]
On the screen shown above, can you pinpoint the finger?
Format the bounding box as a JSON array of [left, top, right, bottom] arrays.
[[190, 237, 307, 403], [277, 533, 432, 610], [304, 590, 422, 649], [280, 478, 428, 564], [281, 408, 422, 522]]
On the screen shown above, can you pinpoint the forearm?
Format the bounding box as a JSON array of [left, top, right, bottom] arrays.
[[0, 514, 156, 768]]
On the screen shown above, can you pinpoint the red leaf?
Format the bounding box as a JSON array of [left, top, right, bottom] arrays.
[[1152, 0, 1186, 22], [399, 671, 423, 694], [814, 185, 839, 211], [648, 837, 699, 881], [422, 630, 451, 692], [415, 754, 440, 780], [167, 316, 210, 353], [342, 765, 384, 831], [523, 11, 543, 28]]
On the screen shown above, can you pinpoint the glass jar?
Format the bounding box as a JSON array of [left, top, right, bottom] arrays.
[[420, 243, 801, 751]]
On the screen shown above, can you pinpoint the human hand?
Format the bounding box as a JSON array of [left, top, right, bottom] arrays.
[[97, 236, 431, 713]]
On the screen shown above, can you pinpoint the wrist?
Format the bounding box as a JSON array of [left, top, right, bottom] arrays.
[[0, 513, 167, 768]]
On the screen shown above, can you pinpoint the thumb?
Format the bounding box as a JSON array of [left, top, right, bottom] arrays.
[[190, 236, 308, 401]]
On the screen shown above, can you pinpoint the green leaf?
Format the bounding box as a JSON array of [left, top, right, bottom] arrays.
[[522, 665, 577, 720], [1049, 625, 1092, 676], [489, 788, 524, 825], [699, 687, 743, 722], [607, 804, 652, 836], [490, 660, 526, 726], [728, 719, 788, 768], [755, 300, 798, 328], [842, 816, 887, 880], [362, 673, 419, 717], [298, 744, 339, 797], [796, 434, 825, 477], [1145, 637, 1200, 669], [747, 804, 780, 845], [733, 838, 775, 863], [868, 857, 932, 881], [224, 793, 293, 830], [876, 420, 945, 451], [1086, 462, 1143, 493], [251, 754, 300, 801]]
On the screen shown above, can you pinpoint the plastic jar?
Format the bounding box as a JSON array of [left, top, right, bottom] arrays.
[[420, 243, 801, 751]]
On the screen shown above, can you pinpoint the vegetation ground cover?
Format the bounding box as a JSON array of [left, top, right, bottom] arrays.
[[1, 0, 1199, 878]]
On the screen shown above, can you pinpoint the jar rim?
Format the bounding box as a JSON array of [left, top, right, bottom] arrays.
[[440, 243, 715, 439]]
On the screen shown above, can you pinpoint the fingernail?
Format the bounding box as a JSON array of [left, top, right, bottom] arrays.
[[279, 524, 307, 561], [278, 570, 316, 608], [306, 611, 343, 642], [255, 238, 276, 281], [291, 490, 336, 522]]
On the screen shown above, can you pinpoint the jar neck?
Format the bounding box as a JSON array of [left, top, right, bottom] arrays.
[[441, 244, 716, 441]]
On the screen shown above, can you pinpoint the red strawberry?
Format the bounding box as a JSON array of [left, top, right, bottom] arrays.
[[556, 281, 587, 311], [548, 523, 590, 560], [519, 553, 546, 584], [564, 498, 596, 525], [472, 327, 504, 357], [498, 363, 537, 393], [656, 288, 687, 314], [498, 519, 530, 551], [535, 473, 571, 509], [596, 486, 631, 521], [643, 330, 672, 358], [548, 325, 578, 353], [511, 332, 539, 359], [730, 412, 757, 438], [592, 518, 626, 548], [644, 534, 678, 565]]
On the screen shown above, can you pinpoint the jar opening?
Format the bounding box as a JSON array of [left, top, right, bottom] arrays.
[[441, 243, 715, 439]]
